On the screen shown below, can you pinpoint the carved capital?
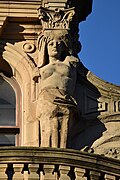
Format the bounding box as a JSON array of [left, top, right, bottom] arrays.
[[38, 7, 75, 30]]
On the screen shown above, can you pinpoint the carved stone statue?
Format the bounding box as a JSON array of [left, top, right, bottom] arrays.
[[34, 30, 80, 148]]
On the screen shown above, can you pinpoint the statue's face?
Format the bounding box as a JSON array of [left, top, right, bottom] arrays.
[[47, 39, 65, 59]]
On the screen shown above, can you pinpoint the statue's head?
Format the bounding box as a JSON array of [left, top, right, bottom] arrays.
[[37, 30, 73, 67]]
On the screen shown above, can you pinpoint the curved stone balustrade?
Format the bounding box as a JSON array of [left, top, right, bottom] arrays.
[[0, 147, 120, 179]]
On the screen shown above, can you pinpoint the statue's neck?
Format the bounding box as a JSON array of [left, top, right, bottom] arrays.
[[49, 57, 60, 63]]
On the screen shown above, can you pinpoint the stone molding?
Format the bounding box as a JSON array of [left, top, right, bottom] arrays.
[[0, 16, 7, 36], [0, 0, 93, 37], [87, 71, 120, 97], [42, 0, 68, 9], [0, 147, 119, 177], [86, 71, 120, 119], [0, 0, 41, 36]]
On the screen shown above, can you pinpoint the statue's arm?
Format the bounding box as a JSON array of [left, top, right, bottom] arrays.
[[32, 67, 41, 81]]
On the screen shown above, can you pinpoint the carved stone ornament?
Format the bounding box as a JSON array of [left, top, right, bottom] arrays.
[[33, 24, 80, 148], [23, 42, 35, 53], [105, 148, 120, 159], [37, 7, 75, 30]]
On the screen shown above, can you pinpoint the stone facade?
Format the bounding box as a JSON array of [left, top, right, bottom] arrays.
[[0, 0, 120, 162]]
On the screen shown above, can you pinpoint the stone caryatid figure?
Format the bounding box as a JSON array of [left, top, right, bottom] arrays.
[[34, 7, 80, 148]]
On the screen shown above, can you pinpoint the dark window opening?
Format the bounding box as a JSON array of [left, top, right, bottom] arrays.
[[0, 76, 19, 146]]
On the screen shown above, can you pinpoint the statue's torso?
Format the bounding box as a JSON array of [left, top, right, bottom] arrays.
[[40, 60, 77, 96]]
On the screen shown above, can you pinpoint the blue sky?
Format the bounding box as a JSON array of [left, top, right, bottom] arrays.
[[79, 1, 120, 85]]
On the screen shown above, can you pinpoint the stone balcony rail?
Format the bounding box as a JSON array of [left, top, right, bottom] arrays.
[[0, 147, 119, 180]]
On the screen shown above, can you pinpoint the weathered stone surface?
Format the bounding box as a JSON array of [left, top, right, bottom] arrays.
[[0, 1, 120, 180], [0, 147, 119, 179], [0, 0, 120, 162], [34, 30, 80, 148]]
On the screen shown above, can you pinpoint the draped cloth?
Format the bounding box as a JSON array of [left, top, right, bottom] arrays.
[[37, 88, 78, 148]]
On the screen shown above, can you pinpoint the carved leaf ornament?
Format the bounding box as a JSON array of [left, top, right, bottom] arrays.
[[38, 7, 75, 30]]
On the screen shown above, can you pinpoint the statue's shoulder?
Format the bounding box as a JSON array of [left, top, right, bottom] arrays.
[[64, 56, 80, 67]]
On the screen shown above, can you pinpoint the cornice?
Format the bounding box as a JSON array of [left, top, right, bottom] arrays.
[[42, 0, 68, 9], [0, 0, 93, 36], [67, 0, 93, 22], [87, 71, 120, 98], [0, 1, 41, 17], [0, 1, 42, 36]]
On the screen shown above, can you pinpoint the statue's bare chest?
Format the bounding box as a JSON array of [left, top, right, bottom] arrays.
[[40, 62, 71, 80]]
